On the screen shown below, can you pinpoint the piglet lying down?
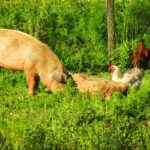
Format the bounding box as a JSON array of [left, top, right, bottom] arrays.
[[72, 73, 129, 100], [0, 29, 69, 95]]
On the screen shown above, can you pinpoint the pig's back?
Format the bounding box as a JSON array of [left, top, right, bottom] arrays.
[[0, 29, 62, 71]]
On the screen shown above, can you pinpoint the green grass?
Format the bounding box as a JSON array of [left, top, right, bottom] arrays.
[[0, 0, 150, 149], [0, 69, 150, 149]]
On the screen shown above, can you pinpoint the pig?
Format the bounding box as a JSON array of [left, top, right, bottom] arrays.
[[0, 29, 69, 95]]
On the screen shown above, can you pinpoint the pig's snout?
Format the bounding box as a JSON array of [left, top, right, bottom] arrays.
[[51, 70, 71, 83]]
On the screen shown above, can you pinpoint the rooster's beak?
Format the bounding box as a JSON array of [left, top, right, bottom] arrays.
[[109, 67, 112, 72]]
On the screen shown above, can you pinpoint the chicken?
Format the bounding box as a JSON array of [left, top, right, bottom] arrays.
[[132, 39, 149, 69], [72, 73, 129, 100], [109, 64, 144, 87]]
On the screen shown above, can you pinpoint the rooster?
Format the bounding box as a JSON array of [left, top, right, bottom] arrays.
[[132, 39, 149, 69], [109, 64, 144, 87]]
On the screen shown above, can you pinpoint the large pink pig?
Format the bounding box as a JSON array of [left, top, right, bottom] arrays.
[[0, 29, 68, 95]]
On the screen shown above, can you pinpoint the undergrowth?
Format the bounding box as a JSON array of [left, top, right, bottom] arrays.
[[0, 69, 150, 149]]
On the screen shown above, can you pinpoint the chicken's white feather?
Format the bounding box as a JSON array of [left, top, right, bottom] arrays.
[[111, 65, 144, 87]]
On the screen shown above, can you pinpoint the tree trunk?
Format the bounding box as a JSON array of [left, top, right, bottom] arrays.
[[107, 0, 115, 54]]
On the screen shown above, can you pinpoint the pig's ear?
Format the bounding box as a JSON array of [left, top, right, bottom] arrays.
[[51, 70, 67, 83]]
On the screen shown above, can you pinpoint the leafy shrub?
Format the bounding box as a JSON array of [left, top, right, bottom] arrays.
[[115, 0, 150, 42], [110, 42, 133, 71], [143, 33, 150, 49]]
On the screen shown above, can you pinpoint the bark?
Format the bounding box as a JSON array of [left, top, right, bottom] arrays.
[[107, 0, 115, 54]]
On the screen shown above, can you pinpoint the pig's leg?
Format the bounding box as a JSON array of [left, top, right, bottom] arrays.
[[25, 71, 39, 95], [34, 76, 40, 90]]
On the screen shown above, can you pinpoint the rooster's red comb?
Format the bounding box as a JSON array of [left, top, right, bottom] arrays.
[[109, 64, 114, 68]]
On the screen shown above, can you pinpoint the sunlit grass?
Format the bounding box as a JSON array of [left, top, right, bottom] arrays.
[[0, 69, 150, 149]]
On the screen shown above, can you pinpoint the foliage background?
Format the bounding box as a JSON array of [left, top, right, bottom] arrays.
[[0, 0, 150, 149]]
